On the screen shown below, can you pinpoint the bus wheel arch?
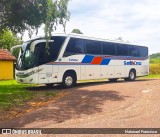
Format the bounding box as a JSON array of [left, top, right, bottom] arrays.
[[62, 70, 77, 88], [125, 68, 136, 81]]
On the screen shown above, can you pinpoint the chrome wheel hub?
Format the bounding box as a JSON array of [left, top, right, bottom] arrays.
[[130, 72, 135, 79], [65, 76, 73, 86]]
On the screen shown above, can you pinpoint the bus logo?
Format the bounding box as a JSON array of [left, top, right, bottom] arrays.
[[124, 61, 142, 65], [69, 59, 78, 62]]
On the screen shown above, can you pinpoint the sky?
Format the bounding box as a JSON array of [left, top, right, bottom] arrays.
[[23, 0, 160, 54]]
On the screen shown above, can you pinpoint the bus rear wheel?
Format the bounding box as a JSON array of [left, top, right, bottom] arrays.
[[108, 78, 118, 82], [62, 73, 76, 88], [125, 70, 136, 81], [45, 84, 54, 87]]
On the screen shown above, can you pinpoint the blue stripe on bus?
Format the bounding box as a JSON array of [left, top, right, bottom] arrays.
[[100, 59, 111, 65], [82, 55, 94, 63]]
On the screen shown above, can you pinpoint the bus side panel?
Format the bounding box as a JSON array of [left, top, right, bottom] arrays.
[[139, 59, 149, 76], [134, 66, 144, 77], [57, 55, 86, 82], [85, 65, 100, 80], [109, 59, 149, 78], [38, 65, 54, 84], [125, 66, 140, 77], [124, 59, 149, 77], [57, 65, 81, 83], [142, 65, 149, 76], [100, 66, 115, 79], [80, 65, 86, 80], [115, 66, 127, 78], [112, 60, 126, 78], [109, 60, 128, 78]]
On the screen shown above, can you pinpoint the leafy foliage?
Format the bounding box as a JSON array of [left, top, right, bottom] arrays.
[[72, 29, 83, 34], [45, 0, 70, 37], [0, 29, 22, 51], [150, 53, 160, 65], [150, 64, 160, 75], [12, 47, 21, 59], [150, 53, 160, 59], [0, 0, 45, 34], [44, 0, 70, 50], [149, 53, 160, 75], [150, 58, 160, 64], [0, 0, 70, 38]]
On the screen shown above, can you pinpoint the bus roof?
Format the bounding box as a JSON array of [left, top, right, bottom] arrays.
[[25, 33, 147, 48]]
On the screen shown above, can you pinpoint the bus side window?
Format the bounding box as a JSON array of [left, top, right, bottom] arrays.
[[86, 40, 102, 55], [128, 46, 139, 57], [102, 42, 116, 55], [34, 43, 46, 65], [139, 47, 148, 57], [116, 44, 128, 56], [64, 38, 85, 57], [35, 42, 53, 65]]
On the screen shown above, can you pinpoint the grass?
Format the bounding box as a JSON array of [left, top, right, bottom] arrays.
[[142, 74, 160, 79], [0, 80, 57, 112]]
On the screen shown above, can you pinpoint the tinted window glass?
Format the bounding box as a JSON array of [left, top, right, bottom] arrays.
[[34, 36, 66, 66], [65, 38, 85, 56], [139, 47, 148, 57], [51, 36, 66, 58], [86, 40, 101, 55], [128, 46, 139, 57], [116, 44, 128, 56], [102, 42, 116, 55], [34, 42, 56, 66]]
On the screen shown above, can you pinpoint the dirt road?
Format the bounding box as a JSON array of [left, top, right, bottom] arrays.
[[0, 79, 160, 135]]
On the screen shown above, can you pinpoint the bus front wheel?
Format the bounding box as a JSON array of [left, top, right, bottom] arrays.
[[62, 73, 76, 88]]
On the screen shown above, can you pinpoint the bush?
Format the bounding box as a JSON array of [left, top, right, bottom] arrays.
[[150, 64, 160, 75], [150, 58, 160, 64]]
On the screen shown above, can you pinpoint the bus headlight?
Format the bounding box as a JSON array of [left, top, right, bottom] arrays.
[[16, 69, 43, 78]]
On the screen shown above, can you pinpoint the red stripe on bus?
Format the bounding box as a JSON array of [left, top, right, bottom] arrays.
[[91, 57, 103, 64]]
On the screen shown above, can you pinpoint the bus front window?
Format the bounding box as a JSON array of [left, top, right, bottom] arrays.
[[23, 49, 35, 69], [16, 42, 35, 70], [17, 42, 28, 70], [16, 36, 66, 70]]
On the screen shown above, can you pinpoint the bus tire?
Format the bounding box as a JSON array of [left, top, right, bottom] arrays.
[[125, 70, 136, 81], [46, 84, 54, 87], [108, 78, 118, 82], [62, 73, 76, 88]]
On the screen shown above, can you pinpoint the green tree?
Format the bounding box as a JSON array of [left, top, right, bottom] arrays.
[[150, 53, 160, 59], [0, 0, 70, 38], [0, 29, 22, 51], [72, 29, 83, 34]]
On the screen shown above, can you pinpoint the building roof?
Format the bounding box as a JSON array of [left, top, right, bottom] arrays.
[[0, 49, 16, 61]]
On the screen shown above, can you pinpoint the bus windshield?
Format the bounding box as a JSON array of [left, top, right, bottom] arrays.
[[16, 36, 66, 70], [16, 41, 37, 70]]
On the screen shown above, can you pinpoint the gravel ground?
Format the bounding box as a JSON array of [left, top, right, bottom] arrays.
[[0, 79, 160, 137]]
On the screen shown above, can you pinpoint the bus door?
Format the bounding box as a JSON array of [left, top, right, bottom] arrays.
[[33, 41, 53, 84]]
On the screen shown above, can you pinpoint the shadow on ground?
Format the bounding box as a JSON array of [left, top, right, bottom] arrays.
[[0, 79, 154, 128], [25, 78, 155, 92], [0, 89, 129, 128]]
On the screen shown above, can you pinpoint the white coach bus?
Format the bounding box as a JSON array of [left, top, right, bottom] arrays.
[[15, 33, 149, 88]]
